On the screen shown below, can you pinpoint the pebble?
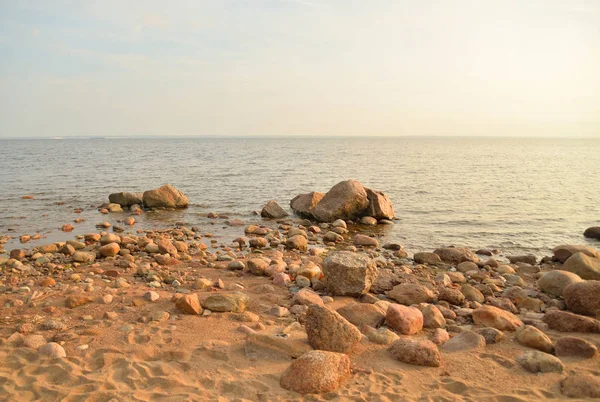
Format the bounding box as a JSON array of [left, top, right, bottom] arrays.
[[145, 291, 160, 302]]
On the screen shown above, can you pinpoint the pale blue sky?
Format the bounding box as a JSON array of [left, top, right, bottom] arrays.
[[1, 0, 599, 138]]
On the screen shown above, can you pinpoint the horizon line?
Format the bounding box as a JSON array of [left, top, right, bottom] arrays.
[[0, 134, 599, 140]]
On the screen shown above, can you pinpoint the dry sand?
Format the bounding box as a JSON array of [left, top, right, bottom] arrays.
[[1, 262, 598, 402]]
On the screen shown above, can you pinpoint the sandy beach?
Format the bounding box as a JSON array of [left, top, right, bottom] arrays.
[[1, 182, 599, 401]]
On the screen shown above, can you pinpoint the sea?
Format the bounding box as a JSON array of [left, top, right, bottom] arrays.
[[1, 137, 599, 257]]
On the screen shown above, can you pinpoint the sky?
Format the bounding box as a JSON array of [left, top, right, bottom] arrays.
[[0, 0, 599, 138]]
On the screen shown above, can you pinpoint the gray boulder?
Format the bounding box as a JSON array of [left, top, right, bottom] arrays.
[[261, 200, 289, 219], [108, 192, 143, 207], [584, 227, 600, 240], [322, 251, 378, 296], [290, 192, 325, 218]]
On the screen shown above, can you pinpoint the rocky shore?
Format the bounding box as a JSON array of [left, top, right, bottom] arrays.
[[1, 180, 599, 400]]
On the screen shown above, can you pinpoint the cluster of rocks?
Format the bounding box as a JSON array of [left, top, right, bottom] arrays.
[[284, 180, 395, 223], [107, 184, 189, 210], [1, 202, 600, 397]]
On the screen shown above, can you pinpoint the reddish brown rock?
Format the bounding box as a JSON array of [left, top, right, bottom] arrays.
[[305, 305, 362, 353], [336, 303, 386, 328], [472, 305, 523, 331], [543, 310, 600, 333], [9, 249, 25, 259], [563, 280, 600, 316], [385, 304, 424, 335], [65, 295, 93, 309], [554, 336, 598, 358], [157, 239, 178, 255], [561, 375, 600, 398], [387, 283, 435, 305], [279, 350, 351, 394], [99, 243, 120, 257], [176, 294, 202, 315]]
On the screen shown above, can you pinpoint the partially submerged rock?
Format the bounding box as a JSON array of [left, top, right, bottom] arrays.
[[108, 192, 143, 207], [261, 200, 289, 219], [312, 180, 369, 222], [290, 192, 325, 218], [584, 227, 600, 240], [364, 189, 395, 220], [143, 184, 189, 209]]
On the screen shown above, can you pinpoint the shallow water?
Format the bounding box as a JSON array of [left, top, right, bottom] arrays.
[[1, 137, 599, 256]]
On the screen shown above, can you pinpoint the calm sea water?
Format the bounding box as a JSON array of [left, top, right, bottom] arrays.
[[1, 137, 599, 257]]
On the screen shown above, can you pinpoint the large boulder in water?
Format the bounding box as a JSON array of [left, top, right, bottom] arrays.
[[562, 252, 600, 280], [553, 245, 600, 263], [364, 189, 395, 220], [108, 192, 143, 207], [312, 180, 369, 222], [584, 227, 600, 240], [290, 192, 325, 218], [142, 184, 189, 209], [260, 200, 289, 219], [322, 251, 378, 296]]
